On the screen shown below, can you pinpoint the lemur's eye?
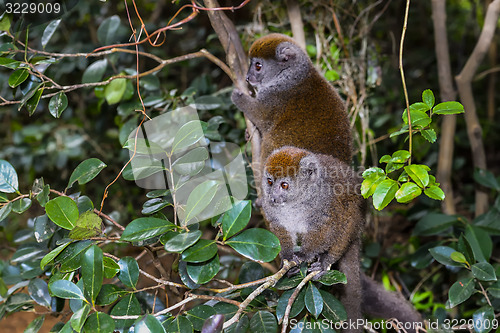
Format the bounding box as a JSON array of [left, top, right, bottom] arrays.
[[255, 62, 262, 71], [281, 182, 289, 190], [267, 178, 273, 186]]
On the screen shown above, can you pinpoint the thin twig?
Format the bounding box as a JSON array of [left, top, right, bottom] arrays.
[[399, 0, 412, 164]]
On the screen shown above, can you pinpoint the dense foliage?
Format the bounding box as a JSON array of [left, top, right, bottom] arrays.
[[0, 1, 499, 332]]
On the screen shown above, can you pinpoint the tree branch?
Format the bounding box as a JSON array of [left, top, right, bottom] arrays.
[[455, 0, 500, 216]]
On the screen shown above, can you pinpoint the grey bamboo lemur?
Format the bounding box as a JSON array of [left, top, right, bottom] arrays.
[[262, 146, 364, 326]]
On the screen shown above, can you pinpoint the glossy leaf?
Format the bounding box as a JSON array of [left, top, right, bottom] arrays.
[[118, 257, 139, 289], [222, 200, 251, 240], [8, 68, 29, 88], [372, 179, 398, 210], [186, 254, 220, 284], [361, 167, 385, 198], [58, 240, 93, 272], [473, 168, 500, 191], [276, 289, 305, 322], [450, 251, 467, 264], [104, 78, 127, 105], [249, 311, 278, 333], [83, 312, 115, 333], [473, 306, 495, 333], [164, 230, 201, 253], [70, 303, 90, 332], [82, 245, 104, 304], [320, 290, 347, 322], [103, 257, 120, 279], [26, 87, 44, 116], [448, 277, 475, 308], [317, 270, 347, 286], [11, 197, 31, 213], [0, 57, 21, 69], [429, 246, 463, 267], [172, 146, 209, 176], [68, 158, 107, 188], [45, 196, 79, 230], [135, 314, 166, 333], [395, 182, 422, 203], [110, 293, 141, 330], [487, 281, 500, 298], [305, 282, 323, 318], [82, 59, 108, 83], [422, 89, 435, 109], [171, 120, 206, 154], [186, 305, 217, 331], [49, 280, 86, 301], [40, 241, 71, 270], [465, 225, 492, 262], [402, 109, 431, 128], [225, 228, 281, 262], [0, 202, 12, 221], [167, 316, 194, 333], [142, 198, 172, 215], [404, 164, 430, 188], [96, 284, 126, 306], [421, 129, 437, 143], [433, 101, 464, 115], [424, 185, 445, 201], [36, 184, 50, 207], [121, 217, 174, 242], [471, 262, 497, 281], [0, 160, 19, 193], [28, 278, 52, 308], [181, 239, 217, 263], [41, 19, 61, 47], [183, 180, 219, 226], [413, 213, 457, 236]]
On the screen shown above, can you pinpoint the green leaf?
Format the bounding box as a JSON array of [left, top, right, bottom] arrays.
[[186, 305, 217, 331], [276, 289, 305, 322], [447, 277, 475, 308], [361, 167, 386, 198], [70, 303, 90, 332], [181, 239, 217, 263], [422, 89, 435, 109], [45, 196, 79, 230], [317, 270, 347, 286], [305, 282, 323, 318], [58, 240, 93, 272], [103, 257, 120, 279], [473, 168, 500, 191], [135, 314, 166, 333], [0, 57, 21, 69], [69, 211, 102, 240], [0, 202, 12, 221], [40, 241, 71, 270], [471, 262, 497, 281], [450, 251, 467, 264], [390, 150, 411, 163], [118, 257, 139, 289], [164, 230, 201, 253], [186, 254, 220, 284], [222, 200, 251, 240], [121, 217, 174, 242], [82, 59, 108, 84], [97, 15, 122, 45], [28, 278, 52, 308], [424, 185, 445, 200], [395, 182, 422, 203], [171, 120, 206, 154], [24, 316, 44, 333], [8, 68, 29, 88], [82, 245, 104, 305], [404, 164, 430, 188], [487, 280, 500, 298], [0, 14, 11, 32], [226, 228, 281, 263], [36, 184, 50, 207], [68, 158, 107, 189], [372, 179, 398, 210], [49, 280, 86, 301], [472, 306, 495, 333], [429, 246, 463, 267], [104, 78, 127, 105], [48, 92, 68, 118], [123, 138, 167, 155], [12, 197, 31, 213], [110, 293, 141, 330], [320, 290, 347, 322], [433, 101, 464, 115], [26, 87, 44, 116], [166, 316, 193, 333], [402, 108, 431, 128], [421, 129, 437, 143], [183, 180, 219, 226], [142, 198, 172, 215], [83, 312, 115, 333], [41, 19, 61, 48], [413, 213, 457, 236], [465, 225, 492, 262], [172, 147, 209, 176], [249, 311, 278, 333], [0, 160, 19, 193], [96, 284, 126, 306]]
